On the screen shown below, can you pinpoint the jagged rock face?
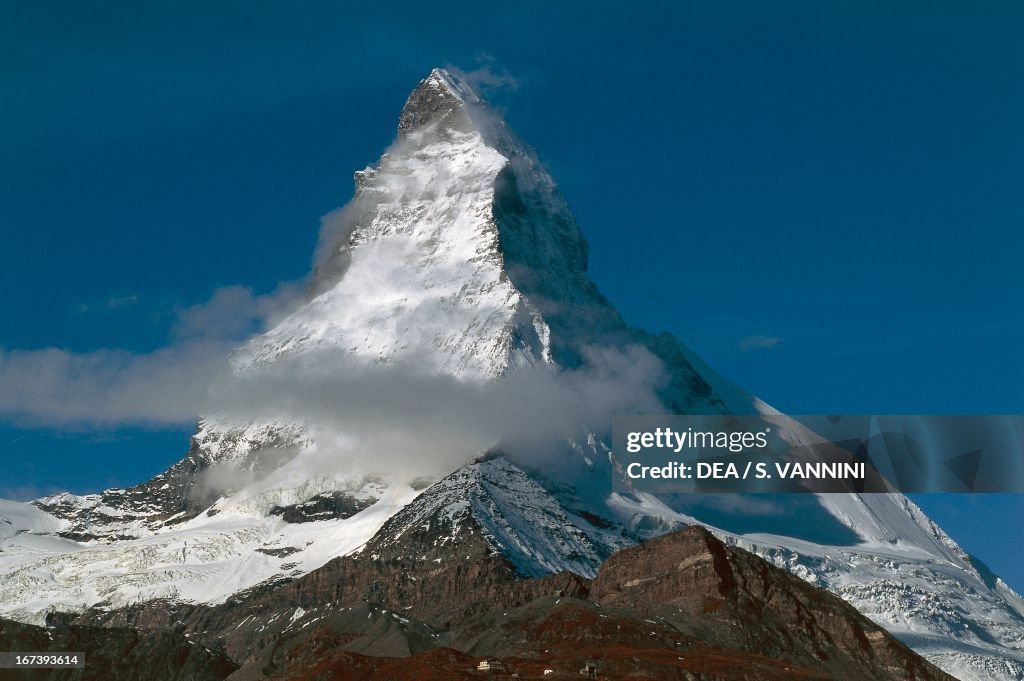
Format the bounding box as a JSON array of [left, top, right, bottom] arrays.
[[269, 491, 377, 524], [32, 420, 310, 541], [31, 447, 213, 543], [365, 456, 626, 578], [397, 68, 479, 137]]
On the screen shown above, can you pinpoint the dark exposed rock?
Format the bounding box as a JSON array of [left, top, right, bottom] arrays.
[[575, 509, 614, 529], [32, 439, 215, 542], [256, 547, 302, 558], [397, 69, 476, 138], [0, 617, 236, 681], [268, 492, 376, 524], [72, 525, 955, 681], [31, 426, 303, 542], [589, 526, 954, 681]]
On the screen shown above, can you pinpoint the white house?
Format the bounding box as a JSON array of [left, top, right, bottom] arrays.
[[477, 658, 505, 672]]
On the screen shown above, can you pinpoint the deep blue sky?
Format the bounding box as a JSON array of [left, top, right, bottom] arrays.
[[1, 2, 1022, 586]]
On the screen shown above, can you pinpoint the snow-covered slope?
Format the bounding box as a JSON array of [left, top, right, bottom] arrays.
[[366, 455, 630, 579], [0, 480, 420, 625], [1, 68, 1022, 681], [0, 499, 67, 541]]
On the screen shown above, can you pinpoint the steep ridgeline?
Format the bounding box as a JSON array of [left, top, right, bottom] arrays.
[[0, 69, 1022, 680]]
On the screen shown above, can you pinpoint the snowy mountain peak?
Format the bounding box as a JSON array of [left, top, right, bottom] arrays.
[[4, 68, 1024, 681], [397, 68, 482, 137], [237, 67, 633, 380]]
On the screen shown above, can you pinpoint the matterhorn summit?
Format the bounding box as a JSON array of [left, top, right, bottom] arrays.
[[2, 68, 1023, 681]]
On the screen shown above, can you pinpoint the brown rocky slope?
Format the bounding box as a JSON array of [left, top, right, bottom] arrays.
[[16, 523, 959, 681]]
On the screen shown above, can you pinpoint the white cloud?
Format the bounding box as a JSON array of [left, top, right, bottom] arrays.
[[171, 284, 302, 343], [0, 278, 669, 483], [0, 342, 231, 427], [447, 55, 520, 98], [203, 343, 669, 480], [0, 284, 304, 428], [75, 294, 141, 315]]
